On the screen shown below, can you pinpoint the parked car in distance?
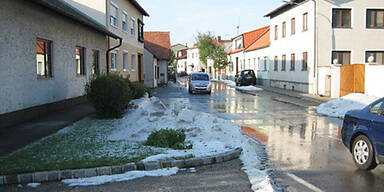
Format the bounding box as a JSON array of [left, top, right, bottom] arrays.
[[235, 70, 256, 86], [187, 72, 211, 94], [341, 97, 384, 170]]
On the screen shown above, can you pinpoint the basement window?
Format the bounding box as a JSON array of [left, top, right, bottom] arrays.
[[36, 38, 52, 77]]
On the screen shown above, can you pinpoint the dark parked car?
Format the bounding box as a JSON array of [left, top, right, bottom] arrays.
[[342, 97, 384, 170], [235, 70, 256, 86]]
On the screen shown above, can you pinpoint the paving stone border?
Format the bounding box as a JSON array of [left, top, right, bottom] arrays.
[[0, 147, 242, 185]]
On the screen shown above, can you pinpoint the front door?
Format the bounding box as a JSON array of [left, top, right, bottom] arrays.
[[236, 57, 239, 74]]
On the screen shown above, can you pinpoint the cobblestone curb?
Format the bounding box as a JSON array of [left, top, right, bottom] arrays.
[[0, 148, 242, 185]]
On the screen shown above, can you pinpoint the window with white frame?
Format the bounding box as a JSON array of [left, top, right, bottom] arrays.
[[131, 54, 136, 71], [253, 58, 257, 70], [111, 51, 118, 70], [123, 52, 128, 70], [110, 3, 118, 27], [122, 12, 128, 32], [130, 17, 135, 36], [263, 56, 267, 71]]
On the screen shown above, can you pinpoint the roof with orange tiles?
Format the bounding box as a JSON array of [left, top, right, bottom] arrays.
[[144, 32, 171, 60], [245, 28, 270, 52], [227, 26, 269, 55], [242, 26, 269, 49], [227, 49, 244, 55]]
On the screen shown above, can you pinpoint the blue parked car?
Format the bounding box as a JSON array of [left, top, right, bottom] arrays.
[[342, 97, 384, 170]]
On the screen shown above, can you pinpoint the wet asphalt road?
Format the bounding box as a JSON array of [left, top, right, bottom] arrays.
[[155, 81, 384, 192]]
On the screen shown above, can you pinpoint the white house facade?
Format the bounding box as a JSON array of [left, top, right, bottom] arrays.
[[265, 0, 384, 97], [186, 47, 204, 74]]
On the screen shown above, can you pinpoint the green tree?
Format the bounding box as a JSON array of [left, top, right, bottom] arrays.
[[195, 32, 215, 68], [168, 50, 176, 68], [211, 46, 229, 70]]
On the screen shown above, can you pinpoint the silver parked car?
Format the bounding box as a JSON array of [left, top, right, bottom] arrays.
[[187, 72, 211, 94]]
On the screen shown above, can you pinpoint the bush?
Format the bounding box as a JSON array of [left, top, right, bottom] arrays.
[[130, 82, 150, 99], [85, 74, 133, 118], [144, 129, 192, 150]]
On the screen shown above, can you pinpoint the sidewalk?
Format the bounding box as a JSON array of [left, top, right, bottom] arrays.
[[0, 103, 94, 156], [259, 85, 332, 105]]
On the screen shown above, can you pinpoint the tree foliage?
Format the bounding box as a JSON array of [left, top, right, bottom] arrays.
[[195, 32, 229, 69], [195, 32, 215, 68], [211, 46, 229, 69], [168, 50, 176, 68]]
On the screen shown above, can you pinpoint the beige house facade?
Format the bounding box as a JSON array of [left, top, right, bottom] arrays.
[[65, 0, 149, 82]]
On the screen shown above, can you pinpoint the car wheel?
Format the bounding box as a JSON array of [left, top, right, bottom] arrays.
[[352, 135, 377, 170], [188, 88, 193, 94]]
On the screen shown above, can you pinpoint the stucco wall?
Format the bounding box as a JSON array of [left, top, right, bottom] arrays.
[[158, 60, 168, 84], [0, 0, 108, 114], [365, 65, 384, 98], [244, 47, 271, 87], [177, 58, 187, 74], [144, 48, 157, 88], [107, 0, 145, 81], [64, 0, 107, 26], [187, 48, 204, 73], [269, 0, 315, 94]]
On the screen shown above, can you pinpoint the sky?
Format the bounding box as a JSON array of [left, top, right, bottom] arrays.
[[137, 0, 284, 46]]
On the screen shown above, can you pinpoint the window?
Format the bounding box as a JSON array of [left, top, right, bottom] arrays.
[[291, 18, 296, 35], [369, 101, 384, 116], [290, 54, 295, 71], [274, 25, 278, 40], [122, 12, 128, 32], [258, 57, 261, 70], [138, 19, 144, 42], [111, 51, 118, 70], [131, 54, 136, 71], [366, 51, 384, 64], [130, 17, 135, 36], [332, 9, 351, 28], [282, 22, 286, 38], [274, 56, 278, 71], [91, 50, 99, 75], [282, 55, 286, 71], [253, 58, 257, 70], [123, 52, 128, 70], [36, 38, 52, 77], [248, 59, 251, 69], [332, 51, 351, 65], [76, 46, 85, 75], [367, 9, 384, 28], [263, 56, 267, 71], [110, 3, 118, 27], [302, 52, 308, 71], [303, 13, 308, 31]]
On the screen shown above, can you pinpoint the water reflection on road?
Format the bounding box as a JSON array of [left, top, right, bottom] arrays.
[[156, 81, 384, 192]]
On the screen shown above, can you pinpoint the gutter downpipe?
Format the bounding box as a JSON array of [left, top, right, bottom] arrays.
[[313, 0, 318, 95], [106, 36, 122, 74]]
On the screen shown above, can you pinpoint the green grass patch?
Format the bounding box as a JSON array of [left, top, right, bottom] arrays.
[[0, 117, 162, 175], [144, 129, 193, 150]]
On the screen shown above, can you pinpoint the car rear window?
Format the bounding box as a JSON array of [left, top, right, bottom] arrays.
[[191, 74, 209, 81]]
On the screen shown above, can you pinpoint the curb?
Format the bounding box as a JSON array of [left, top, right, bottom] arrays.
[[0, 148, 242, 185]]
